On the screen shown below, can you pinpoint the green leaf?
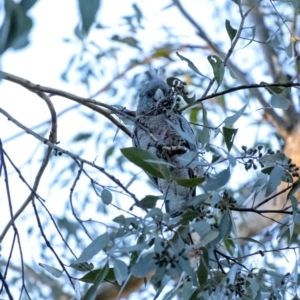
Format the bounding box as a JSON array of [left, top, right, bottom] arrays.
[[219, 211, 232, 239], [207, 55, 224, 87], [113, 259, 128, 285], [38, 263, 63, 278], [192, 220, 210, 236], [178, 256, 198, 286], [190, 194, 208, 207], [290, 0, 300, 10], [72, 132, 92, 142], [270, 94, 289, 110], [240, 25, 256, 49], [287, 178, 300, 199], [166, 77, 182, 87], [20, 0, 39, 12], [78, 0, 101, 34], [225, 19, 237, 42], [111, 35, 141, 49], [152, 47, 172, 59], [101, 189, 112, 205], [80, 267, 115, 283], [183, 93, 196, 105], [176, 52, 208, 78], [285, 41, 293, 58], [175, 177, 205, 187], [132, 3, 143, 24], [258, 153, 286, 166], [0, 0, 33, 55], [260, 82, 285, 94], [113, 214, 126, 225], [104, 146, 115, 163], [261, 167, 292, 183], [69, 262, 94, 272], [182, 281, 197, 300], [223, 127, 238, 152], [197, 247, 209, 285], [198, 108, 210, 145], [199, 229, 219, 246], [121, 147, 167, 179], [139, 195, 159, 209], [75, 232, 109, 264], [223, 103, 247, 126], [83, 262, 109, 300], [251, 175, 269, 196], [130, 252, 156, 278], [265, 165, 284, 196], [204, 166, 231, 191]]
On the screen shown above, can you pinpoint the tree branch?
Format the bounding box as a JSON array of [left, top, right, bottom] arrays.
[[0, 71, 132, 137]]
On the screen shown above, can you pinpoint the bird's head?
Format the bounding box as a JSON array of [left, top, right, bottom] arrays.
[[136, 69, 170, 116]]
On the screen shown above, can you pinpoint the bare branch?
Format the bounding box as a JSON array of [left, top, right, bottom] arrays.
[[0, 71, 132, 137], [0, 106, 140, 208]]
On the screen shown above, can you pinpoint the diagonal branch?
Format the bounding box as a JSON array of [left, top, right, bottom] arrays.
[[0, 71, 132, 137], [173, 0, 286, 133], [0, 92, 57, 243], [0, 106, 140, 208]]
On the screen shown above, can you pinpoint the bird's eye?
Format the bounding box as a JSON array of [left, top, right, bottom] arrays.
[[147, 92, 152, 98]]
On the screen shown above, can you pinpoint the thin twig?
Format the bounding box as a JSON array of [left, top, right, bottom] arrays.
[[0, 92, 56, 242], [0, 106, 140, 207], [172, 0, 286, 130], [0, 140, 27, 299], [69, 162, 93, 239], [31, 199, 75, 290], [0, 70, 132, 137], [180, 81, 300, 111]]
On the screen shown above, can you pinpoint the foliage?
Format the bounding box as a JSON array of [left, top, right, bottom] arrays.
[[1, 0, 300, 300]]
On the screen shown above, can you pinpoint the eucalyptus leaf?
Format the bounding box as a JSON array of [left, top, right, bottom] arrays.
[[70, 262, 94, 272], [75, 232, 109, 264], [207, 55, 224, 87], [39, 263, 63, 278], [121, 147, 166, 179], [258, 153, 285, 166], [198, 108, 210, 145], [261, 81, 285, 94], [182, 281, 197, 300], [176, 52, 208, 78], [83, 262, 109, 300], [265, 165, 284, 196], [130, 252, 156, 278], [139, 195, 159, 209], [175, 177, 205, 187], [225, 19, 237, 41], [270, 94, 289, 110], [223, 127, 238, 152], [287, 178, 300, 198], [101, 189, 112, 205], [223, 103, 247, 126], [113, 259, 128, 285], [78, 0, 101, 34], [197, 247, 209, 285], [199, 229, 219, 246], [192, 220, 210, 236], [204, 166, 231, 191]]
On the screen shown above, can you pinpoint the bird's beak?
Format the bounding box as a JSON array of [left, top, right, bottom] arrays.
[[153, 88, 165, 102]]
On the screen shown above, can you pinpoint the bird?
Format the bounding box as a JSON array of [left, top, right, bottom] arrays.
[[132, 69, 199, 217]]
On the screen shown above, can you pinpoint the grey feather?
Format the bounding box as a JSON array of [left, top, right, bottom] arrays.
[[132, 70, 199, 216]]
